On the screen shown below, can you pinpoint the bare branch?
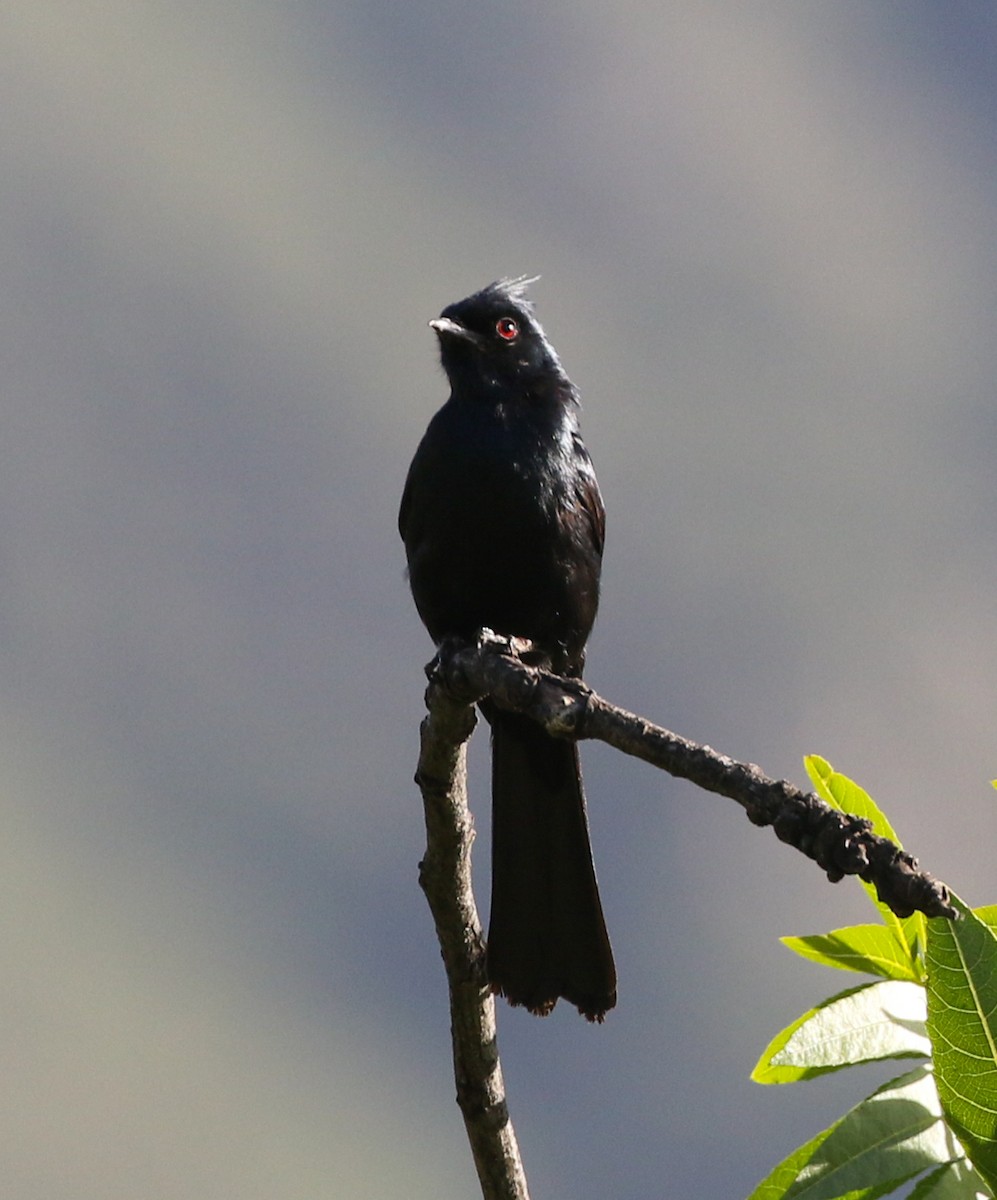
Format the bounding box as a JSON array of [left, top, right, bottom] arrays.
[[412, 628, 956, 1200], [428, 629, 956, 922], [416, 686, 531, 1200]]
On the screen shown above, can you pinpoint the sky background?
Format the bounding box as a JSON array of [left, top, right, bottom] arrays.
[[4, 2, 997, 1197]]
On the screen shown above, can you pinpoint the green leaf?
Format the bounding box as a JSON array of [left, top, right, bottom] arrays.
[[907, 1159, 993, 1198], [782, 925, 921, 982], [975, 907, 997, 936], [747, 1065, 965, 1199], [803, 755, 926, 965], [926, 897, 997, 1190], [748, 1128, 923, 1199], [753, 980, 929, 1084]]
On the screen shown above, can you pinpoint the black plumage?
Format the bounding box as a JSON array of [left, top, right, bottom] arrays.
[[399, 278, 616, 1020]]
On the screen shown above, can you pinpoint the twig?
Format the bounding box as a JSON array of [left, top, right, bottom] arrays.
[[428, 629, 955, 921]]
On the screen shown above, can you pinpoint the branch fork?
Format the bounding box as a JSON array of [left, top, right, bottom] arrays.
[[413, 628, 955, 1200]]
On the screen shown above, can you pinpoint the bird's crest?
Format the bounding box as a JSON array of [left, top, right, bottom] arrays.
[[483, 275, 541, 309]]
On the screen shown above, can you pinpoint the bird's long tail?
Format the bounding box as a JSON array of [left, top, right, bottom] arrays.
[[485, 709, 616, 1021]]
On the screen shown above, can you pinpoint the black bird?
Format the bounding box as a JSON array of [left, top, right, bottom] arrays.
[[399, 278, 616, 1021]]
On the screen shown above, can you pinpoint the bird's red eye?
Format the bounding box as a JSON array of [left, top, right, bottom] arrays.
[[495, 317, 519, 340]]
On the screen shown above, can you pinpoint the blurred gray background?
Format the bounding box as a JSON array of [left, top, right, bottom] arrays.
[[3, 2, 996, 1196]]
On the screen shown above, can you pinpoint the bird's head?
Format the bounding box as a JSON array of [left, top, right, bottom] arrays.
[[429, 277, 570, 397]]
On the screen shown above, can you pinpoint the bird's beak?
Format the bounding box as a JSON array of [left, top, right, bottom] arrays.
[[429, 316, 474, 341]]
